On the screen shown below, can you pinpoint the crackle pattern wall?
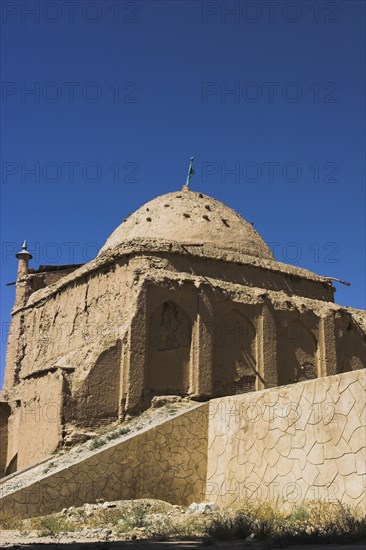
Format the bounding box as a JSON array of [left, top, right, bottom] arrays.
[[206, 369, 366, 511], [0, 370, 365, 518], [0, 405, 208, 518]]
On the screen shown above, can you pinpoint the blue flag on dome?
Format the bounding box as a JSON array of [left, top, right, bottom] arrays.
[[185, 157, 195, 188]]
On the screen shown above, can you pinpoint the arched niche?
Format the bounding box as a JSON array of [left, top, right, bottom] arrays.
[[0, 403, 11, 478], [146, 301, 191, 399], [335, 315, 366, 373], [213, 310, 257, 396], [277, 319, 318, 385], [71, 343, 122, 428]]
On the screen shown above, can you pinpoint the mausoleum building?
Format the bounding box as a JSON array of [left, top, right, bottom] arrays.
[[1, 186, 365, 477]]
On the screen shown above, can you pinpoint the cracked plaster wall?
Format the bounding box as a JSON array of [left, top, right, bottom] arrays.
[[0, 404, 208, 518], [0, 370, 365, 518], [206, 369, 366, 511]]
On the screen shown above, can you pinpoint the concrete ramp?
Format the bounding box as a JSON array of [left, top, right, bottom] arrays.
[[0, 402, 208, 518], [1, 370, 365, 518]]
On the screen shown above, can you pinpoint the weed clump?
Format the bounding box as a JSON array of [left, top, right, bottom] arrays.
[[0, 513, 23, 530], [205, 501, 366, 543], [206, 512, 252, 540], [1, 498, 365, 545], [30, 514, 76, 538]]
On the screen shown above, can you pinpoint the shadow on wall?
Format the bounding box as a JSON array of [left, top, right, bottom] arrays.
[[213, 310, 257, 396], [336, 313, 366, 373], [147, 301, 191, 404], [5, 454, 17, 477], [0, 403, 12, 477], [66, 343, 122, 428], [277, 319, 318, 385]]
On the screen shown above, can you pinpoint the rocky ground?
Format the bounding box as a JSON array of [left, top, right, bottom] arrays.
[[1, 497, 365, 549], [1, 498, 215, 546], [1, 542, 365, 550], [1, 534, 365, 550]]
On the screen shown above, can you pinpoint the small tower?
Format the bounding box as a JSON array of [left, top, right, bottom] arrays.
[[15, 241, 33, 308]]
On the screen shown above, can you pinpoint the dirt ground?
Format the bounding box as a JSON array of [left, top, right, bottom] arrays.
[[0, 534, 366, 550]]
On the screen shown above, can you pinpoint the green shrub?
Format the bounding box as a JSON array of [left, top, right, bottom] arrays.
[[205, 501, 366, 543], [42, 461, 56, 474], [146, 515, 204, 539], [144, 516, 176, 539], [206, 512, 252, 540], [289, 504, 310, 522], [89, 437, 106, 450], [91, 502, 148, 531], [303, 501, 366, 542], [164, 403, 179, 415], [31, 514, 75, 537], [0, 513, 24, 530], [106, 427, 131, 441], [114, 503, 147, 530]]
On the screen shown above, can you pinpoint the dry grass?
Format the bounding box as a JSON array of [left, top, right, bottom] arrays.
[[0, 513, 24, 530], [0, 499, 365, 543], [205, 512, 252, 540], [29, 514, 77, 537], [208, 500, 366, 543]]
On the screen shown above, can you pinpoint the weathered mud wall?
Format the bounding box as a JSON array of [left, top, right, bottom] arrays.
[[0, 404, 11, 477], [2, 252, 365, 475], [6, 261, 133, 383], [28, 265, 84, 292], [4, 371, 64, 474], [213, 310, 257, 395], [4, 241, 336, 389]]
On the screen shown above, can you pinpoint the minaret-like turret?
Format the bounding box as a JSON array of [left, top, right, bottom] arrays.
[[15, 240, 33, 308]]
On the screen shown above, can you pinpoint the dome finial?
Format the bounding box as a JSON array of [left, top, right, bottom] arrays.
[[183, 156, 195, 190], [16, 240, 33, 260]]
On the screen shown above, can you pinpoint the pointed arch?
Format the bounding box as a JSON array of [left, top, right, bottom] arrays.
[[335, 315, 366, 373], [213, 309, 257, 396], [278, 319, 318, 385], [146, 301, 192, 400], [72, 343, 122, 427]]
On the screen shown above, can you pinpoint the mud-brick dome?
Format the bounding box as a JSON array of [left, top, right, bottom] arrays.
[[99, 187, 274, 260]]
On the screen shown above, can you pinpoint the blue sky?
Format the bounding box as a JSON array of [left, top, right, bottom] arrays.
[[1, 0, 365, 385]]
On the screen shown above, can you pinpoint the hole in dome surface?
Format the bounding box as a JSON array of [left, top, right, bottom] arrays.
[[146, 217, 152, 222], [202, 215, 210, 221]]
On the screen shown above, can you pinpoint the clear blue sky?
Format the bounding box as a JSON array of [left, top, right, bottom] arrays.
[[1, 0, 365, 386]]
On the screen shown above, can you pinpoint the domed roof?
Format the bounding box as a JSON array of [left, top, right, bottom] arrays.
[[99, 187, 274, 260]]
